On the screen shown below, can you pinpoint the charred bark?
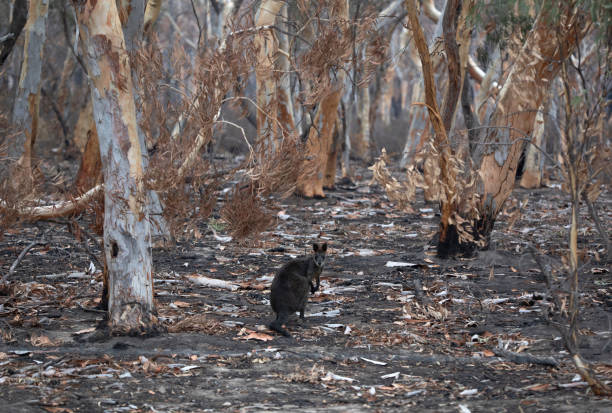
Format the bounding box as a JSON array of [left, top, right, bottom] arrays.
[[0, 0, 28, 66]]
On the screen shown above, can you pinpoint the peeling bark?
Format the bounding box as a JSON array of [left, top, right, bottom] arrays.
[[405, 0, 450, 179], [11, 0, 49, 174], [440, 0, 463, 133], [356, 81, 371, 160], [298, 87, 344, 197], [143, 0, 163, 35], [9, 184, 104, 221], [519, 104, 546, 188], [296, 0, 349, 198], [471, 5, 589, 249], [400, 1, 446, 171], [72, 0, 159, 336], [254, 0, 286, 150], [74, 105, 103, 193]]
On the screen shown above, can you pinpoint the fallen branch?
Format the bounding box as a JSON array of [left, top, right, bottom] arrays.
[[2, 184, 103, 221], [187, 274, 240, 291], [492, 347, 558, 367]]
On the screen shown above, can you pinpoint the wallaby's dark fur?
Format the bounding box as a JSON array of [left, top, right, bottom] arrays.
[[269, 242, 327, 337]]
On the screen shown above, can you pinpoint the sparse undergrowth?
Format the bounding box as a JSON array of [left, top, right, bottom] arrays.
[[0, 163, 610, 412]]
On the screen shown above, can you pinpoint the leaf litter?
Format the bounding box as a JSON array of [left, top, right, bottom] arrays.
[[0, 166, 611, 411]]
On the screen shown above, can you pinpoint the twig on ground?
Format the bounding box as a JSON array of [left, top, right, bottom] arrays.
[[186, 274, 240, 291], [4, 239, 47, 281]]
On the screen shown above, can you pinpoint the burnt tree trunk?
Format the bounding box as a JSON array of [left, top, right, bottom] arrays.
[[10, 0, 48, 177], [72, 0, 160, 335]]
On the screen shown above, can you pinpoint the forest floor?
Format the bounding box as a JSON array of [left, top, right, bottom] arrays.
[[0, 162, 611, 413]]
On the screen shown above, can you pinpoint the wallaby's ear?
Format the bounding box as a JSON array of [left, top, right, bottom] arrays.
[[321, 243, 328, 252], [312, 242, 319, 252]]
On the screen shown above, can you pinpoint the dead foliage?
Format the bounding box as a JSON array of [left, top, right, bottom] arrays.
[[369, 148, 421, 214], [221, 183, 275, 242], [370, 145, 482, 248], [283, 364, 327, 384], [167, 314, 229, 335], [222, 130, 316, 241], [296, 0, 384, 106], [130, 26, 257, 239]]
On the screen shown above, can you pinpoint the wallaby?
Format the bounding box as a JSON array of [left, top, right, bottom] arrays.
[[269, 242, 328, 337]]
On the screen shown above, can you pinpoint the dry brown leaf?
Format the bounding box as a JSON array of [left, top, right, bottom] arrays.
[[30, 334, 55, 347], [238, 281, 267, 291], [172, 301, 191, 308], [237, 332, 275, 341]]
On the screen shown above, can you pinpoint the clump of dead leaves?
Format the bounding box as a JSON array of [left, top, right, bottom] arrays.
[[167, 314, 230, 335]]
